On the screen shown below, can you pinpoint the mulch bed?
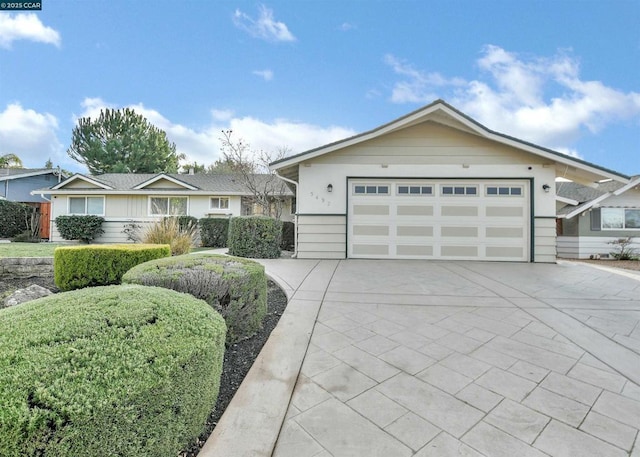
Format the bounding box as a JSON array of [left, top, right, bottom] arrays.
[[0, 275, 288, 457]]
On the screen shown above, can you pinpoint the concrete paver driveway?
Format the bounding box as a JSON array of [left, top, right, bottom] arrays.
[[270, 260, 640, 457]]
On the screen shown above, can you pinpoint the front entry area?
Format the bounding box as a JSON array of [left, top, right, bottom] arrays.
[[348, 178, 531, 261]]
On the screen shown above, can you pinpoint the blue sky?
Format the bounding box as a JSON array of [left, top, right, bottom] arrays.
[[1, 0, 639, 176]]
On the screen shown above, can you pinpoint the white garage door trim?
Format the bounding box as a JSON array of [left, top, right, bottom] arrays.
[[347, 178, 531, 261]]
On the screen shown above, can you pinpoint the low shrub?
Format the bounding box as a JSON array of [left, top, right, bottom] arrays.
[[281, 221, 295, 251], [609, 237, 638, 260], [55, 215, 105, 243], [228, 216, 282, 259], [200, 218, 229, 248], [122, 254, 267, 343], [0, 284, 226, 457], [54, 243, 171, 291], [0, 200, 33, 238], [141, 217, 197, 255], [10, 231, 40, 243], [177, 215, 198, 231]]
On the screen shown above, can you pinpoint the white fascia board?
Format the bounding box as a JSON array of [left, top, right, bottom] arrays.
[[564, 193, 612, 219], [133, 174, 198, 190], [613, 176, 640, 196], [556, 195, 580, 206], [51, 174, 113, 190]]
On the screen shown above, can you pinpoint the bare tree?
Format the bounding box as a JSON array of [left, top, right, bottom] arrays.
[[219, 130, 290, 219]]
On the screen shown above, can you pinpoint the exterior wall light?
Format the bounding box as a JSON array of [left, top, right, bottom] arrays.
[[542, 184, 551, 193], [327, 184, 333, 193]]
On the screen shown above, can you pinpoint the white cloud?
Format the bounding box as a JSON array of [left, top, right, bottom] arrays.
[[0, 103, 68, 168], [384, 46, 640, 152], [383, 54, 466, 104], [211, 109, 234, 122], [233, 5, 296, 42], [76, 98, 355, 167], [253, 69, 274, 81], [0, 13, 61, 49], [340, 22, 356, 31]]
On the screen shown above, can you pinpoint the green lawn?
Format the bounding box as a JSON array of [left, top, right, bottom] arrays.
[[0, 242, 66, 258]]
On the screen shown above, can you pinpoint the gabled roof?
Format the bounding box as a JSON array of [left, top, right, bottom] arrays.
[[133, 173, 199, 190], [557, 176, 640, 219], [270, 99, 630, 185], [51, 174, 114, 190], [0, 168, 67, 181], [37, 173, 293, 196]]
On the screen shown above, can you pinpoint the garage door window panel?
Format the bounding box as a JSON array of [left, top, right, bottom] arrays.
[[398, 185, 433, 195], [486, 186, 523, 196], [442, 185, 477, 196], [354, 184, 389, 195]]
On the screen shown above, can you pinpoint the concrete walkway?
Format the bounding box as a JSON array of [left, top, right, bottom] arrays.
[[202, 259, 640, 457]]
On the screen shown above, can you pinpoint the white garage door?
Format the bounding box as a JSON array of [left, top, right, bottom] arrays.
[[348, 179, 530, 261]]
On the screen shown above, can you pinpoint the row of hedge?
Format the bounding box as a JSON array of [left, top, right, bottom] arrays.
[[53, 215, 295, 253], [201, 218, 294, 252], [54, 244, 171, 291]]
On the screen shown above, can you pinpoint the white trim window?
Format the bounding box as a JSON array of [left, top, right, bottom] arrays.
[[68, 196, 105, 215], [602, 208, 640, 230], [149, 196, 188, 216], [210, 197, 230, 210]]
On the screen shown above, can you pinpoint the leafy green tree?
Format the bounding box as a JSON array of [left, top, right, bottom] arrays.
[[0, 153, 23, 168], [67, 108, 184, 174], [179, 161, 207, 174]]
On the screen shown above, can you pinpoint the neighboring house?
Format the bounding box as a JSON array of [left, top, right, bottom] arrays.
[[556, 176, 640, 259], [1, 168, 68, 239], [271, 99, 630, 263], [0, 168, 65, 203], [34, 172, 294, 243]]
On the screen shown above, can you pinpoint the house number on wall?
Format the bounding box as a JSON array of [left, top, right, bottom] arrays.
[[309, 191, 331, 207]]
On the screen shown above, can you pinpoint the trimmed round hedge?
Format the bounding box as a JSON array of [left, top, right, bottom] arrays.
[[0, 284, 226, 457], [122, 254, 267, 343]]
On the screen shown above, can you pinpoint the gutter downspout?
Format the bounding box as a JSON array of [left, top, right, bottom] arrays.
[[274, 171, 298, 258]]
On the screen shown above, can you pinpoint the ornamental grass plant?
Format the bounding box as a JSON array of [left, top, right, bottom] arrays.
[[141, 217, 198, 255]]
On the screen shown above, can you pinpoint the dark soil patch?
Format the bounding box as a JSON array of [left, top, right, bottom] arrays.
[[0, 275, 288, 457], [179, 280, 287, 456]]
